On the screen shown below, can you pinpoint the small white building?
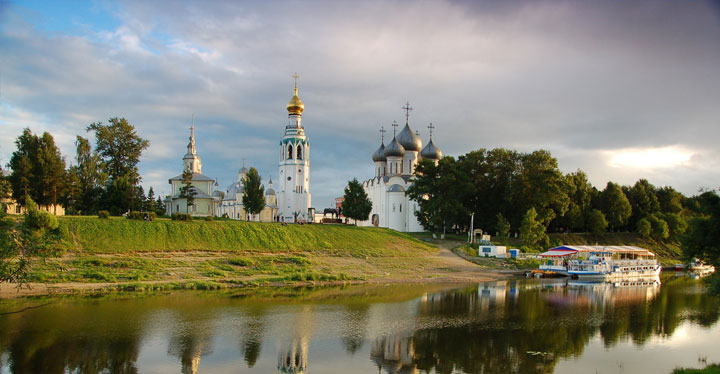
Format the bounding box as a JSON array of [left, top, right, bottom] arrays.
[[478, 241, 508, 258], [165, 124, 221, 217]]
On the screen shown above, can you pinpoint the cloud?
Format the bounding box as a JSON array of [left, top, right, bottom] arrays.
[[1, 0, 720, 205]]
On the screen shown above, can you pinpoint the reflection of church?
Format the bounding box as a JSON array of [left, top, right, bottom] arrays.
[[278, 305, 314, 374], [358, 103, 442, 232], [370, 333, 418, 374]]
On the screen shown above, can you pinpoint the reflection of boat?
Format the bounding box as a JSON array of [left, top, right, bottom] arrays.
[[560, 277, 661, 308], [567, 247, 661, 280]]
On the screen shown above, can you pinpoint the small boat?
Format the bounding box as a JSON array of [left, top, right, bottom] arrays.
[[567, 247, 661, 281]]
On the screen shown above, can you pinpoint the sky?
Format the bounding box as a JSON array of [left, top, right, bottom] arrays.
[[1, 0, 719, 209]]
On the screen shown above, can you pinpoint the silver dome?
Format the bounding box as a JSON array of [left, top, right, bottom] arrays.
[[383, 137, 406, 157], [265, 188, 276, 196], [372, 142, 387, 162], [420, 139, 443, 160], [396, 123, 422, 152]]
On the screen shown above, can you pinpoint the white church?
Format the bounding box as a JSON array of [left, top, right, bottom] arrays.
[[166, 75, 312, 222], [357, 104, 442, 232]]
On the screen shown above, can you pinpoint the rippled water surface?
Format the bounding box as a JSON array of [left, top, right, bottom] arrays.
[[1, 275, 718, 374]]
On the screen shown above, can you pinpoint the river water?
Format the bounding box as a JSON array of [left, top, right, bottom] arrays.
[[0, 274, 718, 374]]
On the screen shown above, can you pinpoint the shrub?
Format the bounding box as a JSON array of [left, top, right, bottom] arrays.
[[127, 211, 157, 221], [171, 213, 193, 221], [98, 210, 110, 219], [204, 216, 214, 221]]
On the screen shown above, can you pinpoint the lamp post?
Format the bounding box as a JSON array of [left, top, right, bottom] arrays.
[[469, 212, 475, 244]]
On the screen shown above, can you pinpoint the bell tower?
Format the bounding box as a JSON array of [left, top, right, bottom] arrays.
[[277, 73, 311, 222]]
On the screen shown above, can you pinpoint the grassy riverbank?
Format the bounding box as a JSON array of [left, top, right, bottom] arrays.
[[1, 216, 508, 297], [673, 364, 720, 374]]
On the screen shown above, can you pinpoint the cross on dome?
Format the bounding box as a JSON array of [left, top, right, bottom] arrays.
[[428, 123, 435, 139], [402, 102, 413, 124], [391, 121, 399, 136], [379, 126, 387, 143]]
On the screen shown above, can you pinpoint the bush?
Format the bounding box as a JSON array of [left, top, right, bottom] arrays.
[[708, 275, 720, 296], [204, 216, 214, 221], [126, 211, 156, 221], [171, 213, 193, 221], [98, 210, 110, 219]]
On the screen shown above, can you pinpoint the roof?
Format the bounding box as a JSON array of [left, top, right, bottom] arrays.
[[169, 172, 214, 182], [383, 136, 405, 157], [372, 142, 387, 162], [170, 186, 215, 199], [541, 245, 656, 257], [420, 139, 443, 159]]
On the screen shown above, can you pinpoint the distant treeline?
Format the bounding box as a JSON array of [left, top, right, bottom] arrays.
[[407, 148, 714, 250], [0, 118, 161, 216]]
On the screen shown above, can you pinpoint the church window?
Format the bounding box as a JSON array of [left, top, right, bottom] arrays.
[[392, 204, 396, 212], [400, 204, 402, 212], [176, 205, 179, 212], [297, 145, 303, 160], [288, 144, 293, 159]]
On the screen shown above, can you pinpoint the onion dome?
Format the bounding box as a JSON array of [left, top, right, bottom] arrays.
[[287, 86, 304, 115], [266, 177, 276, 195], [384, 136, 406, 157], [387, 184, 406, 192], [420, 139, 443, 160], [396, 123, 422, 152], [372, 142, 387, 162]]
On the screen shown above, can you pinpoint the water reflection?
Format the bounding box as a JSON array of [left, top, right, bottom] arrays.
[[0, 277, 717, 374]]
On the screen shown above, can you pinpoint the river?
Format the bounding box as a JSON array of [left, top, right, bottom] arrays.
[[0, 274, 718, 374]]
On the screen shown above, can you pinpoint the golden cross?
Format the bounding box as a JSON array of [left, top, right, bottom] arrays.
[[292, 72, 299, 88]]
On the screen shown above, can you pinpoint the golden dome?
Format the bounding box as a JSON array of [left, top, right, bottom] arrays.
[[287, 74, 304, 116]]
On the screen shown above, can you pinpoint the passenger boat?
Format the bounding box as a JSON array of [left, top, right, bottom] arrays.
[[566, 247, 661, 280]]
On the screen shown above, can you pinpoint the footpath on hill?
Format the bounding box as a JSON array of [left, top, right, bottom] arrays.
[[0, 218, 509, 298]]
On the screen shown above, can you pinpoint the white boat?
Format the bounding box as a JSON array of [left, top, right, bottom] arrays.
[[567, 247, 661, 281]]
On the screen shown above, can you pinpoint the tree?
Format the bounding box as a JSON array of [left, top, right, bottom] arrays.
[[600, 182, 632, 231], [155, 195, 166, 216], [70, 136, 106, 214], [0, 165, 10, 203], [627, 179, 660, 228], [682, 191, 720, 266], [8, 129, 66, 210], [519, 208, 549, 250], [496, 213, 510, 238], [341, 178, 372, 225], [656, 186, 683, 214], [0, 198, 61, 284], [146, 187, 156, 212], [637, 217, 652, 239], [662, 212, 687, 241], [407, 157, 466, 236], [242, 167, 265, 221], [179, 169, 197, 214], [647, 214, 669, 241], [586, 209, 608, 236], [87, 118, 149, 213]]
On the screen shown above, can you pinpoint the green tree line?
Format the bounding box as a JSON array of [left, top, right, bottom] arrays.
[[407, 148, 711, 251]]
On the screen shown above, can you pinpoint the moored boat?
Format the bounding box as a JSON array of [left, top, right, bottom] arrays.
[[566, 247, 661, 281]]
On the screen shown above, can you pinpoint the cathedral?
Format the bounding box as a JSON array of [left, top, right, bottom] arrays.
[[165, 75, 312, 222], [357, 104, 442, 232]]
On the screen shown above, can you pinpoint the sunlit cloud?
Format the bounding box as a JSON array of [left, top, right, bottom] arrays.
[[607, 146, 693, 169]]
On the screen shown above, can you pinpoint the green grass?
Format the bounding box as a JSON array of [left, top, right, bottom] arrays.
[[57, 216, 431, 256], [673, 364, 720, 374]]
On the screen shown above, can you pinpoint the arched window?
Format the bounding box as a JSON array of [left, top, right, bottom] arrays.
[[287, 144, 293, 159], [297, 145, 303, 160]]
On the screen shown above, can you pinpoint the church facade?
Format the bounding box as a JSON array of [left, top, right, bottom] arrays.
[[357, 104, 442, 232], [277, 75, 312, 223], [165, 125, 222, 217]]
